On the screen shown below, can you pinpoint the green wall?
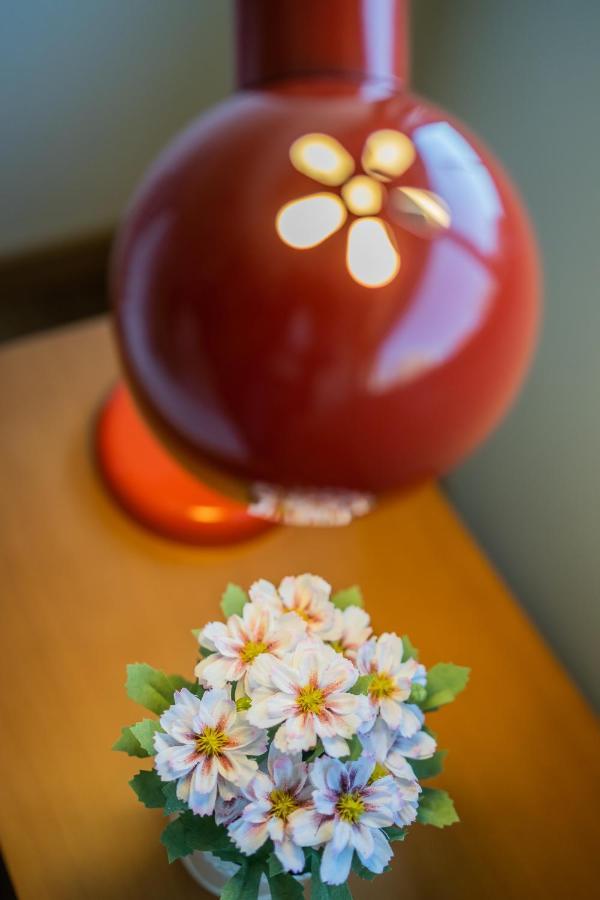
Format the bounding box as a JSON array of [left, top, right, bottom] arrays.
[[413, 0, 600, 706]]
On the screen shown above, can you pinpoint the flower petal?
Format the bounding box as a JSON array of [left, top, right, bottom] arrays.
[[274, 836, 306, 874], [321, 840, 353, 886], [320, 734, 350, 758], [356, 827, 393, 874], [289, 807, 334, 847], [228, 817, 270, 855]]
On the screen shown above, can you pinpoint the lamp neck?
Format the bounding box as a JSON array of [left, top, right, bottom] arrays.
[[235, 0, 410, 91]]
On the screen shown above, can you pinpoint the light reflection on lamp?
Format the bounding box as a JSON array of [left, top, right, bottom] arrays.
[[188, 505, 228, 523], [347, 217, 400, 288], [368, 240, 494, 391], [412, 122, 502, 255], [362, 129, 416, 181], [277, 130, 449, 287], [390, 187, 451, 235], [342, 175, 383, 216], [290, 133, 355, 186], [276, 193, 347, 249]]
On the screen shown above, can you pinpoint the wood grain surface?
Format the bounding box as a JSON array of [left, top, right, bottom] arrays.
[[0, 319, 598, 900]]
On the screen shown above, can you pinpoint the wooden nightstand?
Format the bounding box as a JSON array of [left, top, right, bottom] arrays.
[[0, 319, 598, 899]]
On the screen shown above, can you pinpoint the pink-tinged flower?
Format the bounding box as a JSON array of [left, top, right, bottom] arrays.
[[359, 718, 432, 826], [195, 603, 305, 691], [215, 793, 247, 827], [290, 755, 400, 885], [322, 606, 372, 661], [357, 633, 422, 734], [249, 574, 338, 639], [228, 746, 312, 873], [153, 688, 267, 817], [246, 641, 367, 757]]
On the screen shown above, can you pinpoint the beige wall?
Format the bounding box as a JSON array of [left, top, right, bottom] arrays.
[[2, 1, 598, 705]]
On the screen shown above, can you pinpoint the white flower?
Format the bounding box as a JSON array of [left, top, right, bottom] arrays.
[[246, 640, 367, 757], [249, 483, 375, 526], [228, 746, 312, 873], [357, 633, 422, 734], [249, 574, 338, 638], [322, 606, 372, 661], [359, 718, 432, 826], [290, 755, 400, 885], [153, 688, 267, 816], [195, 603, 305, 691], [215, 793, 247, 827]]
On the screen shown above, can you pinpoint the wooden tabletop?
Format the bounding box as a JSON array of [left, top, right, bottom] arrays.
[[0, 319, 598, 900]]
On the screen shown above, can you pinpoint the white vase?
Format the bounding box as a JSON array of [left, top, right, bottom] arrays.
[[181, 850, 309, 897]]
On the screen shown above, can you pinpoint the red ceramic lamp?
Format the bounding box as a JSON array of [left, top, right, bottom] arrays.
[[98, 0, 540, 542]]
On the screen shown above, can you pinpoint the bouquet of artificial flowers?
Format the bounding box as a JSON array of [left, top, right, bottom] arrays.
[[114, 575, 469, 898]]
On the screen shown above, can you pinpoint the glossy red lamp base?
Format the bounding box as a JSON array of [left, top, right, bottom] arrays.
[[95, 384, 274, 545]]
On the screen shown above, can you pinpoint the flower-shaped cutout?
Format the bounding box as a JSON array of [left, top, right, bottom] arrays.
[[276, 130, 450, 289]]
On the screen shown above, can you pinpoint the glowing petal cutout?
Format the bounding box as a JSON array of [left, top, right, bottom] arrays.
[[276, 193, 347, 249], [341, 175, 383, 216], [346, 217, 401, 288], [390, 187, 451, 235], [362, 130, 416, 182], [290, 133, 355, 186]]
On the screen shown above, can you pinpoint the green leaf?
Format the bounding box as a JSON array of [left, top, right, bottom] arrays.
[[268, 871, 305, 899], [160, 817, 194, 863], [221, 583, 248, 619], [268, 853, 284, 877], [349, 675, 372, 695], [129, 770, 165, 809], [310, 851, 329, 900], [168, 674, 196, 692], [213, 846, 247, 865], [329, 885, 352, 899], [304, 739, 325, 762], [408, 683, 427, 705], [409, 750, 447, 780], [352, 855, 378, 880], [126, 664, 190, 715], [332, 586, 363, 610], [129, 718, 162, 755], [422, 663, 470, 711], [417, 787, 459, 828], [221, 860, 264, 900], [161, 781, 187, 815], [160, 811, 234, 863], [383, 825, 407, 842], [343, 734, 363, 761], [112, 725, 148, 757], [402, 634, 419, 660]]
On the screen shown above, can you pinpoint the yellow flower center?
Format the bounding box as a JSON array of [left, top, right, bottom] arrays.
[[337, 792, 365, 823], [269, 789, 298, 820], [369, 762, 390, 783], [195, 727, 228, 757], [369, 672, 396, 700], [240, 640, 268, 664], [294, 608, 313, 623], [296, 685, 325, 715]]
